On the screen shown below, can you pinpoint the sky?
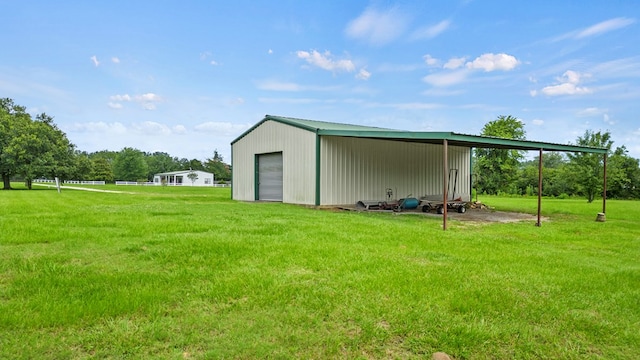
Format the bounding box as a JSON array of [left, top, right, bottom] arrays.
[[1, 0, 639, 162]]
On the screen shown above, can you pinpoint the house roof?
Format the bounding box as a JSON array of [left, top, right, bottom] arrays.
[[155, 170, 214, 176], [232, 115, 608, 154]]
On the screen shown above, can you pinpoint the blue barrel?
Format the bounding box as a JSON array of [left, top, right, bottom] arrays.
[[399, 197, 419, 209]]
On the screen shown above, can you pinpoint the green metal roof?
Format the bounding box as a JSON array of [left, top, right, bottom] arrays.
[[231, 115, 608, 154]]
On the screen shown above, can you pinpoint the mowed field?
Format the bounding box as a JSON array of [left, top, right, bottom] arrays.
[[1, 184, 639, 359]]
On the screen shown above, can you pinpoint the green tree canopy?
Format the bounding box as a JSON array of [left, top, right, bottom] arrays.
[[90, 157, 114, 182], [475, 115, 526, 195], [1, 99, 75, 189], [145, 151, 180, 180], [204, 149, 231, 182], [113, 147, 148, 181], [607, 146, 640, 199], [567, 130, 612, 203]]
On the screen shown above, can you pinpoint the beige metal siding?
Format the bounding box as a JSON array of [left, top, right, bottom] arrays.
[[320, 137, 470, 206], [232, 120, 316, 204]]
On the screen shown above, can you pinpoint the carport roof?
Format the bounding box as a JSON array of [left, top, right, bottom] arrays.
[[233, 115, 607, 154]]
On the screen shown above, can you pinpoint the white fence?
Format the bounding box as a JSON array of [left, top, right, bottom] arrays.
[[34, 178, 229, 187], [64, 180, 107, 185], [34, 179, 106, 185], [115, 181, 155, 186]]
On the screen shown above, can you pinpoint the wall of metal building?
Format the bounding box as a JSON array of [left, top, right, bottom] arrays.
[[319, 136, 470, 206], [231, 120, 317, 204]]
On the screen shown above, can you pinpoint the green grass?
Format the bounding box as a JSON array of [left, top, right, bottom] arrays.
[[1, 184, 639, 359]]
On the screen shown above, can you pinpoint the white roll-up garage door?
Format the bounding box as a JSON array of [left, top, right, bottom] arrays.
[[257, 152, 283, 201]]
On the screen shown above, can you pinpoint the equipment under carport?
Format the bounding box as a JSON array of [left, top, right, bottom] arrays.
[[419, 169, 468, 214]]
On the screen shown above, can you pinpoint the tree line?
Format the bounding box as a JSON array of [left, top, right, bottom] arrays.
[[474, 115, 640, 201], [1, 98, 230, 190], [78, 148, 231, 184], [3, 98, 639, 199]]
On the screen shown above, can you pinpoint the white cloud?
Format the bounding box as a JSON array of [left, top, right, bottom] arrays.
[[111, 57, 120, 64], [356, 68, 371, 80], [422, 69, 469, 87], [296, 50, 355, 72], [443, 57, 466, 70], [136, 93, 162, 102], [540, 70, 592, 96], [173, 125, 187, 134], [133, 121, 171, 135], [110, 94, 132, 102], [90, 55, 99, 67], [541, 82, 592, 96], [411, 20, 451, 40], [194, 121, 251, 136], [422, 53, 518, 88], [345, 6, 409, 45], [553, 17, 636, 42], [576, 17, 636, 39], [227, 97, 245, 105], [531, 119, 544, 126], [577, 107, 607, 117], [69, 121, 127, 134], [603, 114, 615, 125], [589, 56, 640, 79], [466, 53, 519, 72], [423, 54, 439, 66], [200, 51, 220, 65], [108, 93, 163, 110], [268, 49, 273, 54], [136, 93, 163, 110]]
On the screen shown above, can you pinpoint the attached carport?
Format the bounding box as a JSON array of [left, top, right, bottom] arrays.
[[316, 130, 608, 230]]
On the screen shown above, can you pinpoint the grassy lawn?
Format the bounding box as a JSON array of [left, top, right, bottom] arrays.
[[1, 185, 639, 359]]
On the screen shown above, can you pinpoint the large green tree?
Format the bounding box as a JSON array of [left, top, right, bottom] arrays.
[[607, 146, 640, 199], [32, 113, 76, 183], [1, 99, 30, 189], [475, 115, 526, 194], [204, 149, 231, 182], [70, 151, 94, 181], [517, 152, 577, 197], [145, 151, 179, 179], [113, 147, 148, 181], [567, 130, 612, 203], [0, 99, 75, 189], [90, 157, 114, 182]]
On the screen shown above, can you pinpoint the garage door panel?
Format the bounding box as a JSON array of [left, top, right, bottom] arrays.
[[258, 152, 283, 201]]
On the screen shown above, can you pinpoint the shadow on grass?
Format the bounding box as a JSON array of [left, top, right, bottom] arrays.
[[3, 185, 59, 191]]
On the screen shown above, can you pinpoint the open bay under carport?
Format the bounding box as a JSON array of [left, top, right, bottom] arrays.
[[231, 115, 608, 230]]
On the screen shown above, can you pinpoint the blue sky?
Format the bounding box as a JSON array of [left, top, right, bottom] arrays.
[[1, 1, 639, 162]]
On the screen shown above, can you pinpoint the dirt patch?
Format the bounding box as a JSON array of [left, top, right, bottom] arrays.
[[421, 207, 543, 223], [341, 205, 544, 224]]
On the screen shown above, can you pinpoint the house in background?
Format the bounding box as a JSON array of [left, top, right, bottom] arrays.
[[153, 170, 215, 187]]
